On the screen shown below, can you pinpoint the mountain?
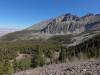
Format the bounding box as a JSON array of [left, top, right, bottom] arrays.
[[1, 13, 100, 46], [26, 20, 51, 31], [1, 13, 100, 75]]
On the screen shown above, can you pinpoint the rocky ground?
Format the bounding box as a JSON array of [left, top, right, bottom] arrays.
[[14, 60, 100, 75]]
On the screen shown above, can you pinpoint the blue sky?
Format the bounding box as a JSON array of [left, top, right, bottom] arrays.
[[0, 0, 100, 29]]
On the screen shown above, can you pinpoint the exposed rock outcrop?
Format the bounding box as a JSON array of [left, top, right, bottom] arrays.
[[1, 13, 100, 42], [40, 13, 100, 34]]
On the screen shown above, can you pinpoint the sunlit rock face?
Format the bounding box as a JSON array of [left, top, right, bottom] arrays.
[[1, 13, 100, 41], [40, 13, 100, 35]]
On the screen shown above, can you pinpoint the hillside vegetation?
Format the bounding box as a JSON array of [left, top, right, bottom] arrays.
[[0, 33, 100, 75]]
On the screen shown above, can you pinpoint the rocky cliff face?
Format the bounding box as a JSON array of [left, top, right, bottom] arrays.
[[40, 13, 100, 35], [1, 13, 100, 41]]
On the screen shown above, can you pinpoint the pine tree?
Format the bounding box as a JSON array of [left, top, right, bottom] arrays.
[[31, 45, 45, 67], [3, 60, 13, 75], [59, 47, 67, 62]]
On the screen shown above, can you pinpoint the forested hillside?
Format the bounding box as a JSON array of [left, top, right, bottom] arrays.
[[0, 33, 100, 75], [0, 40, 59, 74], [59, 33, 100, 62]]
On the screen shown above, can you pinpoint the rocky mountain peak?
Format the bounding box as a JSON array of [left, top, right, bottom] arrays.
[[54, 13, 79, 23], [84, 13, 94, 17], [40, 13, 100, 34]]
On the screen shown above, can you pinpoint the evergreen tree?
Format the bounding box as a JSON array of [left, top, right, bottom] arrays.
[[59, 47, 67, 62], [3, 60, 13, 75]]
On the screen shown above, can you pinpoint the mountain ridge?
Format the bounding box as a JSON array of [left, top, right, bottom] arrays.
[[0, 13, 100, 46]]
